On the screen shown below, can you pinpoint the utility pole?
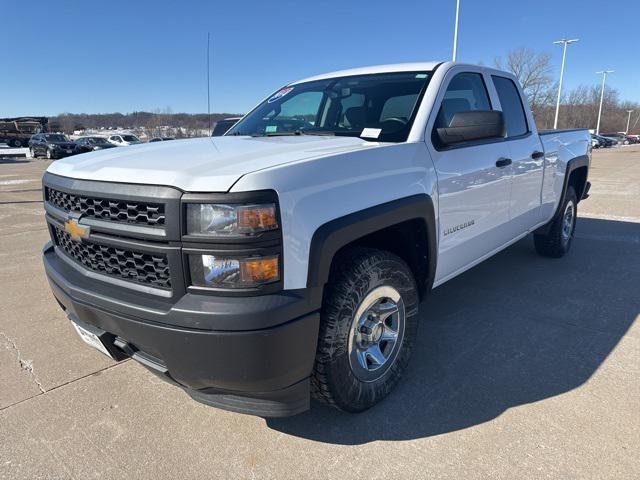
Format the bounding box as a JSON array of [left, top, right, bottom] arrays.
[[207, 32, 212, 136], [452, 0, 460, 61], [553, 38, 579, 130], [626, 110, 634, 134], [595, 70, 614, 135]]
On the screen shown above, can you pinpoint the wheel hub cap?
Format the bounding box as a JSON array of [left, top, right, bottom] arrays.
[[348, 286, 406, 382], [562, 202, 575, 242]]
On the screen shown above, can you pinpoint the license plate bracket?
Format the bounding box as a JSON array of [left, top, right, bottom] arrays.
[[71, 320, 115, 359]]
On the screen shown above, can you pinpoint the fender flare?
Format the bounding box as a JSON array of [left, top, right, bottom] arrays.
[[536, 154, 589, 235], [306, 194, 438, 295], [564, 154, 590, 202]]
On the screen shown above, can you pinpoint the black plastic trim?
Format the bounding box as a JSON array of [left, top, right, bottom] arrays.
[[186, 378, 310, 417], [44, 241, 320, 331], [45, 216, 187, 300], [560, 154, 590, 206], [307, 194, 437, 295], [48, 268, 320, 416], [535, 154, 590, 234], [43, 172, 182, 241]]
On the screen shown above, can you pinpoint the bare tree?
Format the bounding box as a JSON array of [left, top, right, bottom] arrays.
[[495, 47, 554, 112]]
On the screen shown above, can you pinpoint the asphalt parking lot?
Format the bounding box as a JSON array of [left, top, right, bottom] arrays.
[[1, 147, 639, 479]]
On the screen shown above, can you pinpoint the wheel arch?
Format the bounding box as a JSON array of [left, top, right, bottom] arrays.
[[536, 154, 589, 235], [306, 194, 437, 300]]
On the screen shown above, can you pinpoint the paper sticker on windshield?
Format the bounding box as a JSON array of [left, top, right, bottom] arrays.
[[361, 128, 382, 139], [268, 87, 294, 103]]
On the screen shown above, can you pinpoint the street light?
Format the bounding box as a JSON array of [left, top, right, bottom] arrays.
[[452, 0, 460, 61], [626, 110, 634, 134], [553, 38, 579, 130], [595, 70, 614, 135]]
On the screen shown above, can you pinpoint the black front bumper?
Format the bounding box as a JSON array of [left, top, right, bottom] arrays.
[[44, 242, 321, 417]]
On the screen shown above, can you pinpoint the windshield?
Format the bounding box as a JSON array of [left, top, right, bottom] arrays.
[[227, 71, 431, 142], [122, 135, 139, 142], [45, 134, 69, 142], [89, 137, 109, 144]]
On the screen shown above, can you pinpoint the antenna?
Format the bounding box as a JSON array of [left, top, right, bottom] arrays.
[[207, 32, 212, 135]]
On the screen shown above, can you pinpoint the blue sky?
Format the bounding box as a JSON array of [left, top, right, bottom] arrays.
[[1, 0, 637, 117]]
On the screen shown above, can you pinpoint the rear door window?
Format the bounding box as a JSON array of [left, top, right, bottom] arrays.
[[491, 76, 528, 137]]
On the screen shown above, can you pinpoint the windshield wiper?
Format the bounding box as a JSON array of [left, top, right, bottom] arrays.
[[299, 130, 335, 136], [251, 129, 335, 137]]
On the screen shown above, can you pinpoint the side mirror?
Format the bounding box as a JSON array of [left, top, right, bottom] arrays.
[[436, 110, 506, 146]]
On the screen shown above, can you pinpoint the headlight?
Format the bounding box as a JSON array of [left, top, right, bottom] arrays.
[[189, 254, 280, 288], [186, 203, 278, 237]]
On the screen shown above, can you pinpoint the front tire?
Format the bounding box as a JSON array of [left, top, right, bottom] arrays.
[[311, 247, 419, 412], [534, 186, 578, 258], [46, 149, 53, 160]]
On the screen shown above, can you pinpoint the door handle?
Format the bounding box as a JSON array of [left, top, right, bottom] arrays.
[[531, 150, 544, 159], [495, 158, 512, 168]]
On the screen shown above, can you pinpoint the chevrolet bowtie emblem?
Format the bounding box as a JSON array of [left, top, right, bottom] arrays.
[[64, 217, 90, 241]]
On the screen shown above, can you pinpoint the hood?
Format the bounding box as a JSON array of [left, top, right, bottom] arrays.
[[46, 135, 385, 192]]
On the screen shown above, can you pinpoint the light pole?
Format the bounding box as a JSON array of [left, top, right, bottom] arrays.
[[626, 110, 634, 134], [595, 70, 614, 135], [553, 38, 579, 130], [452, 0, 460, 61]]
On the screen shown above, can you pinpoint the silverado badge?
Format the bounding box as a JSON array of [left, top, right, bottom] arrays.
[[64, 216, 90, 241]]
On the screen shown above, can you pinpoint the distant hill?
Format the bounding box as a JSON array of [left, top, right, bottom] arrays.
[[50, 111, 243, 137]]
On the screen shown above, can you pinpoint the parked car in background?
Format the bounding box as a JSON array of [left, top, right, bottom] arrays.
[[211, 117, 241, 136], [75, 136, 117, 152], [590, 134, 602, 148], [149, 137, 175, 142], [29, 133, 78, 159], [624, 134, 640, 144], [601, 133, 629, 145], [107, 134, 142, 146], [593, 134, 615, 147]]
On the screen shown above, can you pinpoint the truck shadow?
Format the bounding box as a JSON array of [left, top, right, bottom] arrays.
[[267, 217, 640, 444]]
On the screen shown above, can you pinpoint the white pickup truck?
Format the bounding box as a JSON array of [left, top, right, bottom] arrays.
[[42, 62, 590, 417]]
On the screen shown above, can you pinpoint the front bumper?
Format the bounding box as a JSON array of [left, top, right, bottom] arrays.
[[43, 242, 321, 417], [50, 147, 77, 158]]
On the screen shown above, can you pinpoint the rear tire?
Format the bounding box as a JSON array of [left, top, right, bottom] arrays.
[[46, 149, 53, 160], [534, 186, 577, 258], [311, 247, 419, 413]]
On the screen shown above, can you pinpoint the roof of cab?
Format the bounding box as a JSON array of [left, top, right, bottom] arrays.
[[290, 61, 443, 85]]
